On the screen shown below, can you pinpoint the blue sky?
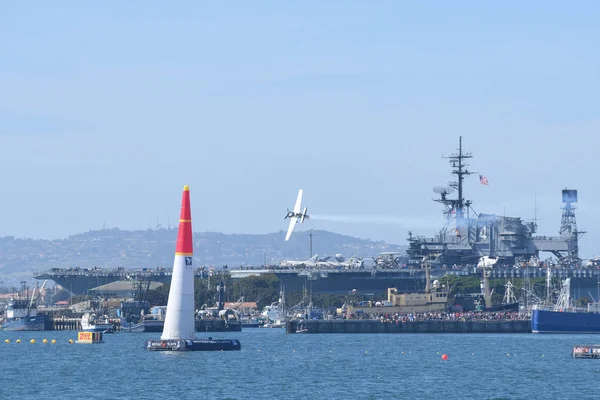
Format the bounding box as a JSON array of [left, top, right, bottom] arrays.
[[0, 1, 599, 257]]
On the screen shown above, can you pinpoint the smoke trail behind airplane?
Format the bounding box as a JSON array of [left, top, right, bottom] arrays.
[[310, 214, 440, 229]]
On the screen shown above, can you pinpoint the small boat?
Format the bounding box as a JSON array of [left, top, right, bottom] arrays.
[[119, 300, 149, 332], [260, 319, 285, 328], [120, 318, 145, 332], [142, 306, 166, 332], [241, 316, 265, 328], [259, 290, 286, 328], [296, 324, 308, 333], [81, 312, 113, 333]]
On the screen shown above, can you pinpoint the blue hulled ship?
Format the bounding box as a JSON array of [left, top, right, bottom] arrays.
[[1, 281, 50, 331], [532, 277, 600, 333], [2, 312, 49, 331]]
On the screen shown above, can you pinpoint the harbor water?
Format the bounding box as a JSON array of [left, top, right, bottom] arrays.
[[1, 329, 599, 400]]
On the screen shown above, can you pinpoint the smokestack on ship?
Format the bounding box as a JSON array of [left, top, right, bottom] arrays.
[[146, 185, 240, 351]]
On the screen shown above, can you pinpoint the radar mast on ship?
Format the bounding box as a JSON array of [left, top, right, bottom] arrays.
[[433, 136, 476, 239]]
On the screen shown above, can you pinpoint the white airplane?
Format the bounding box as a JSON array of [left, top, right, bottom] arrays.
[[316, 256, 363, 269], [280, 255, 319, 267], [284, 189, 309, 241]]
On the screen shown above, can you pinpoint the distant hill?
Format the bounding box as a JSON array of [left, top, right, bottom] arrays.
[[0, 228, 406, 285]]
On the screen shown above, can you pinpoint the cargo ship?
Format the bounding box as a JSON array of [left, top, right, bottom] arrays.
[[532, 277, 600, 333]]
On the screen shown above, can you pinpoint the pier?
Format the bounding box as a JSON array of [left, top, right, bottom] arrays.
[[286, 319, 532, 334], [51, 317, 82, 331]]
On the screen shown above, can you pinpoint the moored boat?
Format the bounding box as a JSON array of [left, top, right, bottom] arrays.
[[1, 281, 50, 331], [2, 313, 49, 331], [81, 312, 113, 333], [532, 277, 600, 333], [120, 318, 145, 332]]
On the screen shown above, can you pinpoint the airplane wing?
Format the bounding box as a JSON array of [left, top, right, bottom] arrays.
[[293, 189, 303, 214], [285, 218, 296, 241]]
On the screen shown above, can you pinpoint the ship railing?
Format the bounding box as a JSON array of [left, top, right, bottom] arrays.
[[33, 269, 179, 278]]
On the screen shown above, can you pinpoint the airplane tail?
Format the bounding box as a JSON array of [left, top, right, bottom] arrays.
[[301, 207, 308, 223], [309, 255, 318, 262]]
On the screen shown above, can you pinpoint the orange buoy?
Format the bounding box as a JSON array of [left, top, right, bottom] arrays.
[[441, 354, 448, 360]]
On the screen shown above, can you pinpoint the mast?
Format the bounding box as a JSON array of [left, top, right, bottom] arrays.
[[434, 137, 475, 235], [546, 267, 552, 306], [217, 280, 225, 311], [502, 281, 517, 304], [444, 136, 474, 216], [423, 257, 431, 293], [28, 281, 39, 313]]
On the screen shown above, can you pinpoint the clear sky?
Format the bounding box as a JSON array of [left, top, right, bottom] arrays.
[[0, 1, 599, 257]]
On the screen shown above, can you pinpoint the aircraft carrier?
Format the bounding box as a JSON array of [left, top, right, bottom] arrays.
[[33, 137, 598, 298]]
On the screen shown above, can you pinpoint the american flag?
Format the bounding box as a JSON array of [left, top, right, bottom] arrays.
[[479, 175, 488, 185]]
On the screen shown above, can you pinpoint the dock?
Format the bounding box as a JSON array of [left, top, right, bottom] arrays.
[[573, 345, 600, 358], [51, 317, 82, 331], [286, 319, 532, 334]]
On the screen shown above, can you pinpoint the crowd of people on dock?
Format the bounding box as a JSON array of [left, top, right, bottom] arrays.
[[365, 311, 530, 323]]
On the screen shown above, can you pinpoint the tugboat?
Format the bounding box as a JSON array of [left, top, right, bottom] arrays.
[[2, 281, 50, 331]]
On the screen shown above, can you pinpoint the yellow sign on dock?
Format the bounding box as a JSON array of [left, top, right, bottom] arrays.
[[77, 331, 104, 344]]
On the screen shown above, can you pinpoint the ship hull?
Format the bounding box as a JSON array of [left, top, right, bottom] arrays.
[[273, 270, 427, 295], [531, 309, 600, 333], [120, 321, 145, 332], [36, 267, 600, 298], [1, 315, 49, 331]]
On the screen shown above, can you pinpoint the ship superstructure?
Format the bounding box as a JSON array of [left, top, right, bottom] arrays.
[[406, 137, 583, 267]]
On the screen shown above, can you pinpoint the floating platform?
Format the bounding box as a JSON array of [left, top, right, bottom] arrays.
[[286, 319, 532, 334], [76, 331, 104, 344], [573, 345, 600, 358], [145, 338, 241, 351]]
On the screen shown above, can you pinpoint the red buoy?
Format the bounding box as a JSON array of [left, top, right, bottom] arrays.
[[441, 354, 448, 360]]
